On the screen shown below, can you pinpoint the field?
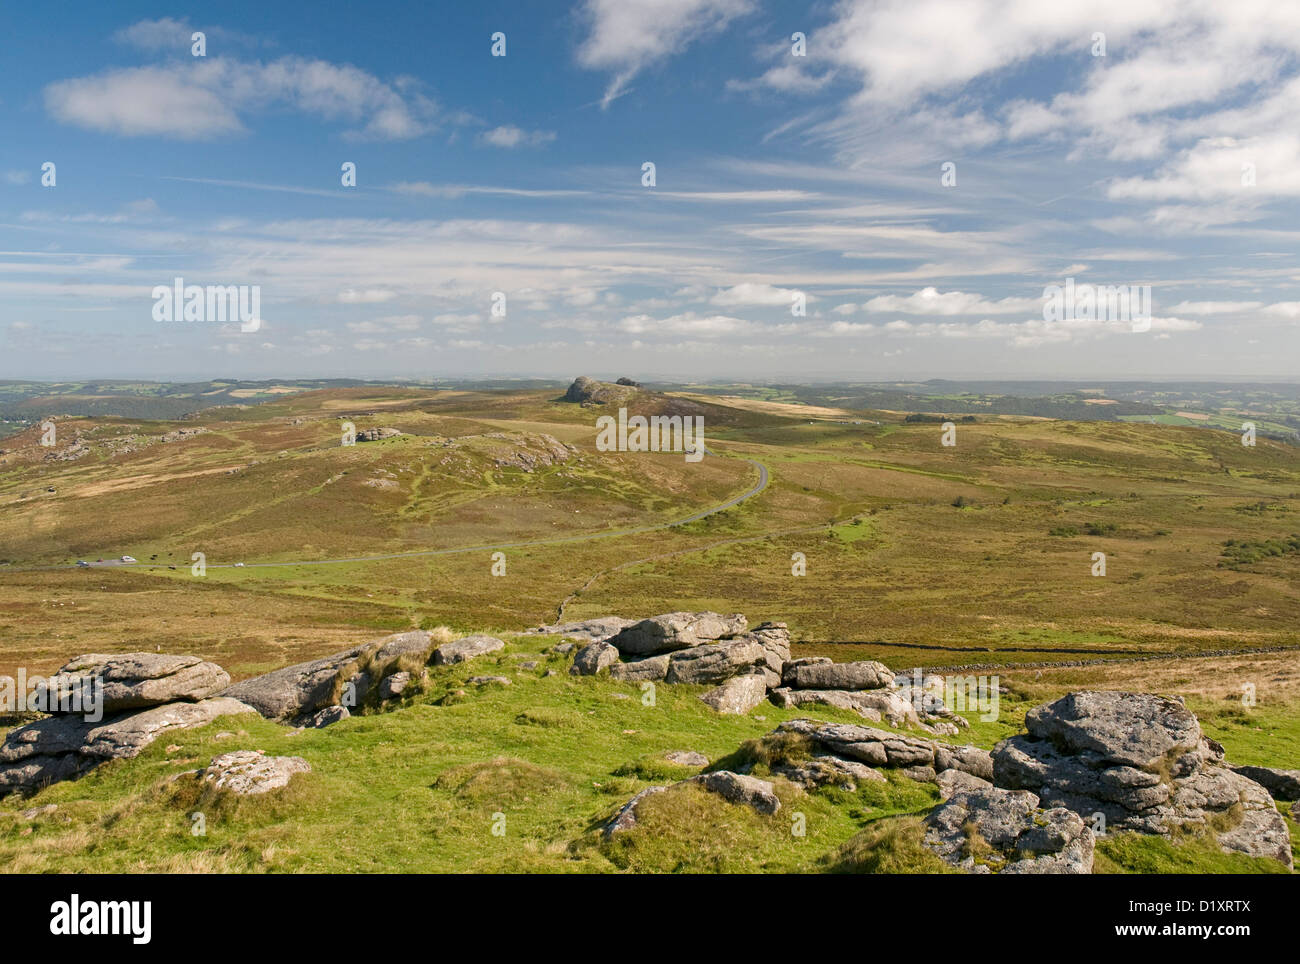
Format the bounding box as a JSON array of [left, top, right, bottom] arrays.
[[1, 382, 1297, 873], [1, 385, 1297, 677], [2, 640, 1295, 874]]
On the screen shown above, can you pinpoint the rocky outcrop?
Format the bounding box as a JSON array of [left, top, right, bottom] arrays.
[[698, 674, 768, 715], [744, 622, 791, 687], [220, 630, 438, 722], [781, 657, 893, 691], [608, 654, 671, 682], [664, 639, 766, 685], [198, 750, 310, 795], [372, 631, 435, 663], [570, 642, 620, 676], [563, 376, 636, 407], [485, 433, 577, 471], [222, 644, 371, 721], [81, 698, 256, 761], [44, 653, 230, 713], [935, 768, 993, 799], [379, 672, 411, 700], [545, 611, 956, 725], [1021, 691, 1201, 769], [305, 705, 349, 728], [432, 634, 505, 666], [770, 686, 920, 728], [608, 637, 771, 687], [0, 696, 256, 797], [583, 612, 965, 725], [772, 754, 885, 792], [529, 616, 636, 645], [355, 427, 404, 442], [1232, 765, 1300, 802], [689, 771, 781, 815], [604, 785, 667, 836], [608, 612, 748, 657], [924, 785, 1095, 874], [773, 656, 964, 732], [665, 750, 708, 768], [892, 673, 971, 731], [776, 718, 993, 781], [992, 692, 1293, 867]]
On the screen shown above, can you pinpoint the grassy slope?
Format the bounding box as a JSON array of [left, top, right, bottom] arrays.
[[0, 385, 1297, 873], [1, 636, 1293, 874]]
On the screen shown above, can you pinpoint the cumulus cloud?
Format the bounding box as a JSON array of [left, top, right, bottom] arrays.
[[45, 55, 439, 140], [710, 283, 805, 307], [739, 0, 1300, 222], [1108, 134, 1300, 203], [861, 287, 1041, 315]]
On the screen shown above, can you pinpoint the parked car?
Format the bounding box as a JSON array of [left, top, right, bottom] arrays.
[[76, 560, 89, 567], [120, 555, 137, 563]]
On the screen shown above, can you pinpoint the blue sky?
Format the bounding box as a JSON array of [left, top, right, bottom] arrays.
[[2, 0, 1299, 381]]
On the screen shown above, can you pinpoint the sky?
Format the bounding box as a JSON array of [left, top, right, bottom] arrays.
[[1, 0, 1299, 382]]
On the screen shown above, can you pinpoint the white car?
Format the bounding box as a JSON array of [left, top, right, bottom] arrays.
[[234, 562, 245, 567], [120, 555, 137, 563]]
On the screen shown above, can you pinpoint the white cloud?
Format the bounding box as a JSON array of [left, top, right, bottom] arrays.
[[1108, 134, 1300, 203], [728, 63, 833, 95], [480, 125, 556, 148], [46, 56, 439, 140], [112, 17, 194, 51], [710, 283, 805, 307], [46, 67, 244, 139], [618, 312, 754, 336], [337, 288, 397, 304], [346, 314, 421, 333], [577, 0, 754, 107], [1167, 301, 1264, 315], [1264, 302, 1300, 318], [861, 287, 1041, 315]]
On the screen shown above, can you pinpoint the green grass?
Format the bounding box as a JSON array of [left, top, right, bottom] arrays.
[[2, 384, 1299, 873], [1095, 832, 1292, 874], [2, 636, 1293, 873]]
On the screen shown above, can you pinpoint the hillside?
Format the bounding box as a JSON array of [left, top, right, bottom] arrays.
[[2, 382, 1298, 875], [0, 384, 1297, 681], [2, 620, 1295, 874]]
